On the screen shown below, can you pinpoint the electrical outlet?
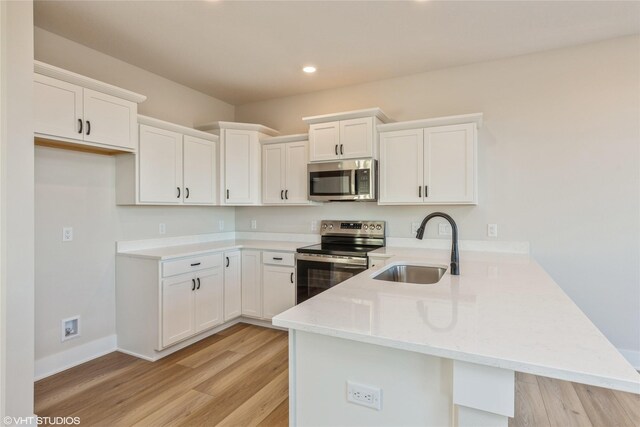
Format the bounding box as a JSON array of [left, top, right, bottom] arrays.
[[218, 220, 224, 231], [411, 222, 421, 234], [62, 227, 73, 242], [311, 220, 319, 232], [159, 223, 166, 235], [347, 381, 382, 410], [487, 223, 498, 238], [251, 219, 257, 230], [438, 223, 452, 236]]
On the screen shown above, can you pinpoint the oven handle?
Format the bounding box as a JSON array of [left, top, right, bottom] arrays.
[[296, 253, 368, 266]]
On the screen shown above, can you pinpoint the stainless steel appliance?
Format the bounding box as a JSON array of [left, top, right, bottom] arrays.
[[308, 159, 377, 202], [296, 220, 385, 304]]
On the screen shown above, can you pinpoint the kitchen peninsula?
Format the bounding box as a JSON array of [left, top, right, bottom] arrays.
[[273, 248, 640, 426]]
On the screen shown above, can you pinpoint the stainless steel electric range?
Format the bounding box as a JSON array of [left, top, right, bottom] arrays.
[[295, 220, 386, 304]]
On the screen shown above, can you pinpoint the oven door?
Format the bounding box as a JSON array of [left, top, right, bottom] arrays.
[[296, 253, 368, 304]]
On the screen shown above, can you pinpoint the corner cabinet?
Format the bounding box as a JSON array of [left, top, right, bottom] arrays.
[[196, 121, 279, 205], [303, 108, 391, 162], [33, 61, 146, 153], [378, 113, 482, 205], [116, 115, 218, 206], [262, 134, 312, 205]]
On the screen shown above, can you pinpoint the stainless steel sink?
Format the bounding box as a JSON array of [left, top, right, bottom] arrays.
[[373, 264, 446, 285]]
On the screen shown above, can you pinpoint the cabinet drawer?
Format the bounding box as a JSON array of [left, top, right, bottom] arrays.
[[162, 253, 223, 277], [262, 251, 295, 267]]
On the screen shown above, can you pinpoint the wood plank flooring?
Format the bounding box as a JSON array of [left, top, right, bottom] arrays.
[[35, 323, 639, 427]]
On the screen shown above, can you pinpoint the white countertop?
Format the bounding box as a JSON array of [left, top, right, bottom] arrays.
[[273, 247, 640, 394], [117, 239, 308, 260]]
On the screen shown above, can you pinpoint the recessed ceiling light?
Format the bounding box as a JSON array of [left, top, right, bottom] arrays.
[[303, 66, 317, 74]]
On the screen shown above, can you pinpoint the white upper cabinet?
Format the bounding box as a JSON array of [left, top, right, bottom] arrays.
[[197, 121, 279, 206], [378, 113, 482, 205], [33, 61, 145, 152], [303, 108, 391, 162], [262, 134, 311, 205], [118, 116, 218, 206]]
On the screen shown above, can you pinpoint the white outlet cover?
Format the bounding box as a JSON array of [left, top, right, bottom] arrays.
[[347, 381, 382, 410], [487, 223, 498, 238], [159, 223, 166, 235], [438, 223, 452, 236], [311, 220, 319, 232], [218, 220, 224, 231], [62, 227, 73, 242], [251, 219, 257, 230]]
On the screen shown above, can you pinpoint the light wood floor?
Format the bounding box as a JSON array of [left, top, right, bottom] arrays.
[[35, 323, 639, 427]]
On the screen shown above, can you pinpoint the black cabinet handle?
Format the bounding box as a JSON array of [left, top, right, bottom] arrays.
[[418, 186, 422, 198], [191, 279, 196, 291], [335, 144, 338, 155], [285, 190, 289, 200], [340, 144, 344, 155], [280, 190, 284, 200], [226, 189, 230, 199], [190, 262, 201, 266], [273, 257, 283, 261], [86, 120, 91, 135], [177, 187, 181, 198], [226, 257, 230, 267], [185, 188, 189, 199], [196, 277, 201, 290], [425, 186, 428, 198], [290, 272, 294, 284], [78, 119, 83, 134]]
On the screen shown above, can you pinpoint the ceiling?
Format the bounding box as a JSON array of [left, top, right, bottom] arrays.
[[34, 1, 640, 105]]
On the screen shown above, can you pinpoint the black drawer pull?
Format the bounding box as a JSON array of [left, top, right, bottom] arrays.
[[177, 187, 181, 198], [185, 187, 189, 199], [425, 186, 429, 197], [190, 262, 201, 266], [290, 272, 294, 284], [191, 279, 196, 291], [196, 277, 201, 289], [273, 257, 283, 261], [418, 186, 421, 198], [78, 119, 83, 134], [226, 189, 230, 199], [340, 144, 344, 155], [86, 120, 91, 135], [226, 257, 230, 267], [335, 144, 338, 155], [285, 190, 288, 200], [281, 190, 284, 200]]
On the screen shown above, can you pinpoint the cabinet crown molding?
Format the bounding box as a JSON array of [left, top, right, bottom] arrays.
[[377, 113, 483, 132], [261, 133, 308, 145], [302, 107, 392, 125], [34, 60, 147, 104], [137, 115, 219, 141], [196, 121, 279, 137]]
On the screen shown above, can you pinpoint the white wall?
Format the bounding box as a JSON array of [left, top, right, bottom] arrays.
[[1, 0, 35, 417], [236, 36, 640, 358], [33, 29, 235, 372]]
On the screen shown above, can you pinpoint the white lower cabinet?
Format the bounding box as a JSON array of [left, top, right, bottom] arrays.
[[262, 265, 295, 320], [161, 265, 224, 348], [241, 250, 263, 318], [224, 250, 242, 321]]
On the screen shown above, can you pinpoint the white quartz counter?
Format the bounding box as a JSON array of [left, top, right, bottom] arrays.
[[273, 247, 640, 394], [117, 239, 307, 260]]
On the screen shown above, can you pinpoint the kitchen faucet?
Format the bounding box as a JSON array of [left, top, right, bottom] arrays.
[[415, 212, 459, 275]]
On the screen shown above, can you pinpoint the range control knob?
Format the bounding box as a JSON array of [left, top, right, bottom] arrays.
[[328, 224, 333, 230], [369, 224, 375, 230], [322, 224, 328, 229], [363, 224, 368, 230], [376, 224, 382, 230]]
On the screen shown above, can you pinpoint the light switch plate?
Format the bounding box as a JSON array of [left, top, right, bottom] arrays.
[[487, 224, 498, 238], [159, 223, 166, 235], [62, 227, 73, 242]]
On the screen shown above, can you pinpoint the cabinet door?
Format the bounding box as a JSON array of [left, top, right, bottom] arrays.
[[224, 129, 258, 204], [379, 129, 425, 204], [138, 125, 183, 204], [162, 274, 195, 347], [285, 141, 310, 204], [34, 74, 83, 140], [262, 143, 286, 204], [339, 117, 373, 159], [194, 267, 224, 333], [241, 250, 262, 318], [183, 135, 216, 205], [262, 265, 295, 320], [82, 88, 137, 150], [224, 250, 242, 321], [424, 123, 476, 204], [309, 121, 340, 162]]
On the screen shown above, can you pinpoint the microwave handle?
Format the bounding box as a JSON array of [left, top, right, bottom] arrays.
[[350, 169, 357, 196]]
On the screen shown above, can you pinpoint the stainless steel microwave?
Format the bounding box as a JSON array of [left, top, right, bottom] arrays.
[[308, 159, 377, 202]]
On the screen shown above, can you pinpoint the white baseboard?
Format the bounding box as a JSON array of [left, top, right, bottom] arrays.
[[34, 334, 117, 381], [619, 348, 640, 370]]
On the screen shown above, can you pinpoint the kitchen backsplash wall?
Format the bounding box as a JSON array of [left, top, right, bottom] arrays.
[[236, 35, 640, 358], [33, 28, 236, 367]]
